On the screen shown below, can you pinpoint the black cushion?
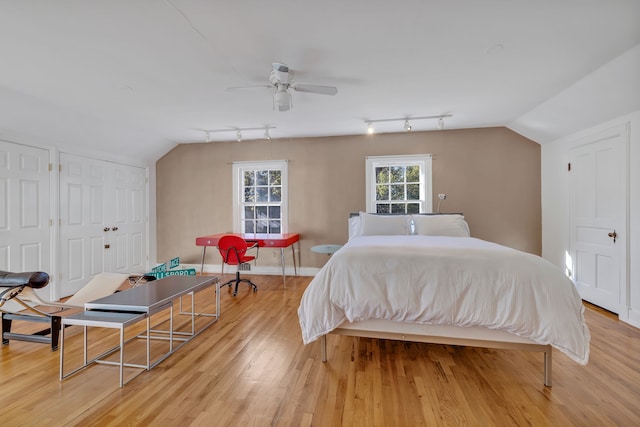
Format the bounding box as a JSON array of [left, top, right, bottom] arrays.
[[0, 271, 50, 289]]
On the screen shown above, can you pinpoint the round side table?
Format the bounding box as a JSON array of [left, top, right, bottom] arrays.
[[311, 244, 343, 256]]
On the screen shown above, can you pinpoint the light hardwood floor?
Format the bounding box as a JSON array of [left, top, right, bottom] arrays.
[[1, 274, 639, 426]]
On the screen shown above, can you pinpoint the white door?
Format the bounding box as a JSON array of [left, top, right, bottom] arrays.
[[107, 162, 146, 274], [59, 154, 109, 296], [59, 154, 147, 297], [569, 124, 627, 314], [0, 141, 50, 277]]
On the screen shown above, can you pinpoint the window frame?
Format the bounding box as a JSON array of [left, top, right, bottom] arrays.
[[365, 154, 433, 214], [232, 160, 288, 234]]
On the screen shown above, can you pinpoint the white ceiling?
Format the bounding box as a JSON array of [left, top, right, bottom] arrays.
[[1, 1, 639, 163]]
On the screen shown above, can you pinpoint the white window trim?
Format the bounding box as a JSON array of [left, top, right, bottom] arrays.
[[232, 160, 288, 233], [365, 154, 433, 213]]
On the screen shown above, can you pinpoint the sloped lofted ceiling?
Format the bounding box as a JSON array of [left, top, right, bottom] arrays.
[[0, 0, 639, 163]]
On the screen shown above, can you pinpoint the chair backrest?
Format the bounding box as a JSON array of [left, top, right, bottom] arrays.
[[218, 235, 249, 266]]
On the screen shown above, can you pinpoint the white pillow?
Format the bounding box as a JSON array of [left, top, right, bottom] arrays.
[[359, 212, 410, 236], [411, 214, 470, 237], [348, 215, 361, 240]]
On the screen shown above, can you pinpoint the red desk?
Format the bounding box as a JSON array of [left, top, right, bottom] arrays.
[[196, 233, 300, 286]]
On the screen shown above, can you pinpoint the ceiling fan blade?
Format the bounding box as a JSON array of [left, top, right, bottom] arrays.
[[292, 84, 337, 96], [225, 85, 272, 91]]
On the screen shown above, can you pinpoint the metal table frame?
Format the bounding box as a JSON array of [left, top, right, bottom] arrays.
[[60, 275, 220, 387]]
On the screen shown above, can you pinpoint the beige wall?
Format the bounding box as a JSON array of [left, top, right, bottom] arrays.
[[156, 127, 541, 268]]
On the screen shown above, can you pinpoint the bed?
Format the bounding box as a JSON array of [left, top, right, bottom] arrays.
[[298, 213, 590, 386]]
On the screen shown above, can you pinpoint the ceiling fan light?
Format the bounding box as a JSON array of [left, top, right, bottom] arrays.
[[274, 89, 292, 111]]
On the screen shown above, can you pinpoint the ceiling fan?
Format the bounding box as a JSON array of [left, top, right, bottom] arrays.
[[226, 62, 338, 111]]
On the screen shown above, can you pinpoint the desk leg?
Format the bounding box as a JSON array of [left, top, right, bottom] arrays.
[[291, 244, 298, 277], [280, 247, 286, 289], [200, 247, 207, 274]]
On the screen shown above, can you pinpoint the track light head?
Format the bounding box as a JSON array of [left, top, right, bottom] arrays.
[[264, 128, 271, 140], [367, 122, 374, 134], [404, 120, 412, 132], [437, 117, 444, 130], [236, 130, 242, 141]]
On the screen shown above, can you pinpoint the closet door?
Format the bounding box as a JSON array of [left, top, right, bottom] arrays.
[[107, 162, 146, 274], [0, 141, 50, 275], [59, 154, 109, 296], [59, 153, 147, 297]]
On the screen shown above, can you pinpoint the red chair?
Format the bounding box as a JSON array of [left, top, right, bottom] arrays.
[[217, 235, 258, 296]]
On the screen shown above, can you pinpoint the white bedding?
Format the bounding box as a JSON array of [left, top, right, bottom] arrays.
[[298, 235, 590, 364]]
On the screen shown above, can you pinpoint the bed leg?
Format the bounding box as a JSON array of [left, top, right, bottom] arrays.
[[544, 346, 552, 387], [321, 335, 327, 362]]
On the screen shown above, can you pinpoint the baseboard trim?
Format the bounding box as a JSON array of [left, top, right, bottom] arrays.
[[183, 263, 320, 277]]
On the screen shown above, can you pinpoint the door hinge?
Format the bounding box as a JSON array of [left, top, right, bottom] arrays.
[[568, 162, 571, 171], [48, 163, 52, 172]]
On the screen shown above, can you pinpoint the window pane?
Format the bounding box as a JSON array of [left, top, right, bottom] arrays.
[[269, 205, 281, 219], [244, 220, 254, 233], [407, 203, 420, 214], [269, 170, 281, 185], [375, 167, 389, 184], [244, 171, 254, 187], [270, 220, 281, 234], [269, 186, 281, 202], [407, 183, 420, 200], [244, 187, 255, 203], [391, 203, 405, 214], [256, 187, 268, 202], [256, 219, 268, 233], [390, 184, 404, 200], [244, 206, 255, 220], [406, 165, 419, 182], [256, 170, 268, 186], [256, 205, 268, 219], [390, 166, 404, 183], [376, 184, 389, 201], [376, 203, 390, 213]]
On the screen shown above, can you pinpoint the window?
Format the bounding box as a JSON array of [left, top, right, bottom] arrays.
[[365, 154, 432, 213], [232, 160, 288, 233]]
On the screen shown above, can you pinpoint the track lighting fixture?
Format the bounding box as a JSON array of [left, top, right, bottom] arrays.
[[202, 126, 276, 142], [367, 122, 374, 134], [364, 114, 452, 134]]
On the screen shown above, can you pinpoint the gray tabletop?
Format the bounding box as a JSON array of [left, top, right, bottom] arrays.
[[84, 275, 218, 313]]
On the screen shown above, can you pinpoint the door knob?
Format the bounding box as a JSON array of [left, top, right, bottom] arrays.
[[608, 230, 617, 243], [104, 227, 111, 232]]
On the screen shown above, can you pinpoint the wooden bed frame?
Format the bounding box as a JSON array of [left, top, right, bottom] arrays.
[[320, 320, 553, 386]]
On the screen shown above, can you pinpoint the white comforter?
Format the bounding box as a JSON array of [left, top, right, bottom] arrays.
[[298, 235, 590, 364]]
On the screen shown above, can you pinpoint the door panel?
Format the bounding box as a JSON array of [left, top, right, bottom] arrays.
[[0, 141, 50, 275], [570, 125, 626, 313], [59, 154, 109, 296]]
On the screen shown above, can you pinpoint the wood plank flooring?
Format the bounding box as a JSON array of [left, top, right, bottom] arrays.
[[1, 274, 639, 426]]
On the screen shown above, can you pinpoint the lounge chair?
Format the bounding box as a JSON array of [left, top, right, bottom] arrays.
[[1, 271, 133, 351]]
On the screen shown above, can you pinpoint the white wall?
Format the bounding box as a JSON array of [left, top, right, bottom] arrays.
[[542, 110, 640, 327]]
